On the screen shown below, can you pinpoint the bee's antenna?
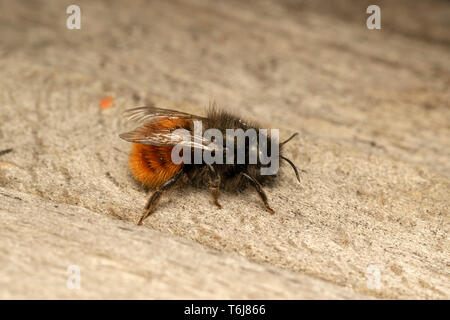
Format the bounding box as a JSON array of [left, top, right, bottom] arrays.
[[280, 155, 301, 183], [280, 132, 298, 146]]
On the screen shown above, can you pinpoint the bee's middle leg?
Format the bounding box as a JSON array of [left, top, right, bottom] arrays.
[[137, 170, 183, 225], [207, 164, 222, 209], [242, 172, 275, 214]]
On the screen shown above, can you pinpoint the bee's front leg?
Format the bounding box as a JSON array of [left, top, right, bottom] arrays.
[[242, 172, 275, 214], [137, 170, 184, 225], [207, 164, 222, 209]]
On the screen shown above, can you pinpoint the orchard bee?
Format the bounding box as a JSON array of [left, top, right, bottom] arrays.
[[119, 106, 300, 225]]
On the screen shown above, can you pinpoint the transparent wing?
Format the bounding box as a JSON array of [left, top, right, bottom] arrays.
[[120, 106, 225, 151], [119, 126, 222, 151], [123, 106, 206, 124]]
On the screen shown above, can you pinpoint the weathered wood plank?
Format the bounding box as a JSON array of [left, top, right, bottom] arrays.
[[0, 187, 367, 299], [0, 0, 449, 299]]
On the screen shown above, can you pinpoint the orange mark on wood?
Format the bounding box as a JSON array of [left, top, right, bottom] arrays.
[[99, 96, 114, 110], [0, 162, 14, 168]]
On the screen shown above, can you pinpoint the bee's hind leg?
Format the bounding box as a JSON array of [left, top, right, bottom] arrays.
[[242, 173, 275, 214], [137, 170, 184, 225], [207, 164, 222, 209]]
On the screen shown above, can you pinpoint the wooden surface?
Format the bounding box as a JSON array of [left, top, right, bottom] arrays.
[[0, 0, 449, 299], [0, 187, 368, 299]]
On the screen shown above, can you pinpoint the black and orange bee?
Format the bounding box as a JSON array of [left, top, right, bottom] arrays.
[[119, 106, 300, 225]]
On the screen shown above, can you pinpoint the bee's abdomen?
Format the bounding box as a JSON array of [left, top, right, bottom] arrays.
[[129, 143, 182, 187]]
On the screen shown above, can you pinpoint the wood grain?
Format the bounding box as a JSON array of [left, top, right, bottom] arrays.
[[0, 0, 448, 299]]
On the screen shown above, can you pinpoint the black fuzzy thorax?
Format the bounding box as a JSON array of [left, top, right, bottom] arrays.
[[183, 108, 284, 191]]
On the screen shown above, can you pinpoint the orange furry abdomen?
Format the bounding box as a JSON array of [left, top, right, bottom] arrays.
[[129, 143, 183, 187]]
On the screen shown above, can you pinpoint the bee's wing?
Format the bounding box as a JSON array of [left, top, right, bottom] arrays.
[[119, 127, 180, 146], [120, 106, 225, 151], [123, 106, 206, 124], [120, 127, 221, 151]]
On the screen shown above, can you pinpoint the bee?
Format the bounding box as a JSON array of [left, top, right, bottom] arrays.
[[119, 106, 300, 225]]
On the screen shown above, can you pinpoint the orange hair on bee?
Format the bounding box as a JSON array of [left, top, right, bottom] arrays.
[[129, 143, 183, 187], [128, 118, 188, 187]]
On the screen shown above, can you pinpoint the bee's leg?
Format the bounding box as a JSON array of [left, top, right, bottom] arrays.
[[207, 164, 222, 209], [242, 173, 275, 214], [137, 170, 184, 225]]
